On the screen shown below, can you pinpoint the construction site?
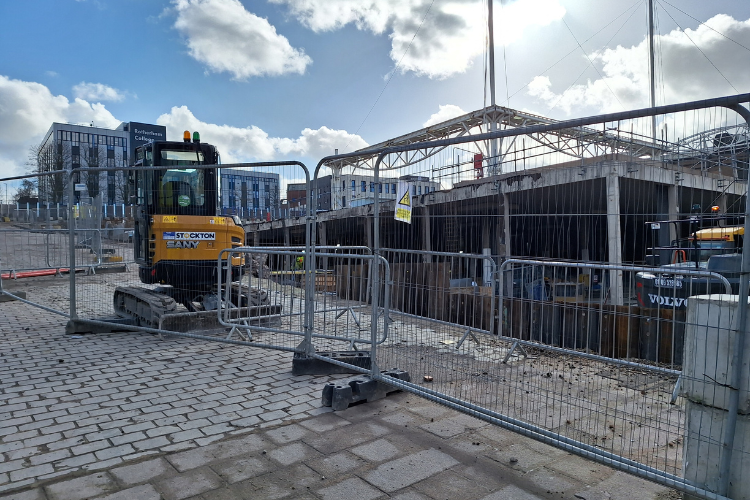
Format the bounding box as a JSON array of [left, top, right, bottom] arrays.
[[2, 91, 750, 500]]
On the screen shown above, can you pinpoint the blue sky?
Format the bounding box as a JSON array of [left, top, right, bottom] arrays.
[[1, 0, 750, 180]]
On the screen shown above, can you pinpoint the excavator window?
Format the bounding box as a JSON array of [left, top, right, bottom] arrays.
[[158, 169, 206, 212]]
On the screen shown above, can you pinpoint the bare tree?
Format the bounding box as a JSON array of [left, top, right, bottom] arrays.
[[82, 145, 105, 200], [14, 179, 37, 203], [27, 143, 67, 204]]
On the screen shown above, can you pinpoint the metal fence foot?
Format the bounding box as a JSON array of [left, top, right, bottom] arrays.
[[456, 328, 480, 349], [503, 341, 530, 364], [670, 373, 682, 404], [321, 369, 411, 411]]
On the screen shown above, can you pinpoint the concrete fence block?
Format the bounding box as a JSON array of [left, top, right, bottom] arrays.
[[681, 294, 750, 413]]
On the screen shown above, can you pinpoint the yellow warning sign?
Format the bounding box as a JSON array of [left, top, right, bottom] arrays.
[[162, 216, 177, 223], [394, 181, 412, 224], [398, 189, 410, 207]]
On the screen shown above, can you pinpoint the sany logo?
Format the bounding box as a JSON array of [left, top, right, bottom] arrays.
[[167, 241, 199, 249], [647, 294, 688, 307]]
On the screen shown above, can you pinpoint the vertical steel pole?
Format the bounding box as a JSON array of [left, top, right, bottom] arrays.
[[67, 171, 77, 319], [717, 103, 750, 495], [371, 154, 384, 377], [648, 0, 657, 144], [304, 166, 315, 355], [488, 0, 498, 174]]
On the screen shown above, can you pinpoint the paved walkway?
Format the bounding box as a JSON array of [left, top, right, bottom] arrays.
[[0, 300, 677, 500]]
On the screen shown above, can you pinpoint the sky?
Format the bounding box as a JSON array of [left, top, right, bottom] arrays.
[[1, 0, 750, 181]]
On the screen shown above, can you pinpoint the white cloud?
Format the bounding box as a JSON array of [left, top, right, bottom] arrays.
[[527, 14, 750, 115], [271, 0, 565, 79], [0, 75, 120, 179], [171, 0, 312, 79], [73, 82, 126, 102], [423, 104, 467, 127], [156, 106, 368, 164]]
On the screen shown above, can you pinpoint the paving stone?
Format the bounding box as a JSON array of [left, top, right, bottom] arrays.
[[110, 457, 176, 486], [266, 439, 321, 467], [479, 485, 545, 500], [388, 491, 432, 500], [232, 463, 320, 499], [211, 456, 271, 484], [0, 488, 46, 500], [264, 424, 309, 444], [28, 449, 71, 466], [305, 451, 366, 478], [527, 470, 576, 495], [304, 422, 391, 455], [298, 413, 351, 433], [545, 455, 610, 484], [576, 471, 670, 500], [94, 484, 161, 500], [413, 469, 496, 500], [364, 448, 459, 493], [351, 439, 401, 462], [485, 443, 559, 473], [157, 467, 223, 500], [10, 464, 54, 483], [258, 410, 288, 422], [132, 436, 170, 451], [419, 414, 487, 438], [95, 444, 136, 461], [317, 477, 384, 500], [45, 472, 116, 500], [167, 434, 268, 472]]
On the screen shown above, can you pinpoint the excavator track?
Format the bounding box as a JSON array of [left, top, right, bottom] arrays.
[[114, 284, 283, 333], [114, 286, 177, 329]]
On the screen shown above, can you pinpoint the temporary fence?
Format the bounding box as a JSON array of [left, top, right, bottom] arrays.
[[305, 93, 750, 500], [3, 93, 750, 499], [217, 247, 390, 354]]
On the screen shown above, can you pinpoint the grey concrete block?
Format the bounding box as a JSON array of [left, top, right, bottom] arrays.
[[267, 442, 321, 466], [305, 451, 366, 478], [298, 413, 351, 433], [351, 438, 401, 462], [0, 487, 46, 500], [317, 477, 384, 500], [211, 456, 271, 484], [97, 484, 161, 500], [45, 472, 116, 500], [110, 457, 175, 486], [364, 448, 458, 492], [480, 485, 545, 500], [167, 434, 268, 472], [157, 467, 223, 500], [264, 424, 308, 444], [413, 470, 494, 500]]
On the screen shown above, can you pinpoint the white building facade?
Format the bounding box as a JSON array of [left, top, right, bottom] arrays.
[[333, 174, 441, 209]]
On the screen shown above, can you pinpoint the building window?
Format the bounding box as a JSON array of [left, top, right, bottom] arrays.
[[342, 196, 346, 208], [351, 180, 356, 194], [370, 182, 374, 192], [392, 183, 396, 193], [412, 185, 417, 195], [385, 183, 390, 194], [361, 181, 366, 192], [379, 183, 382, 193], [418, 186, 422, 195]]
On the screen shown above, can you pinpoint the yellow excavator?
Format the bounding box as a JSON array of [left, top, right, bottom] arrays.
[[114, 131, 275, 330]]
